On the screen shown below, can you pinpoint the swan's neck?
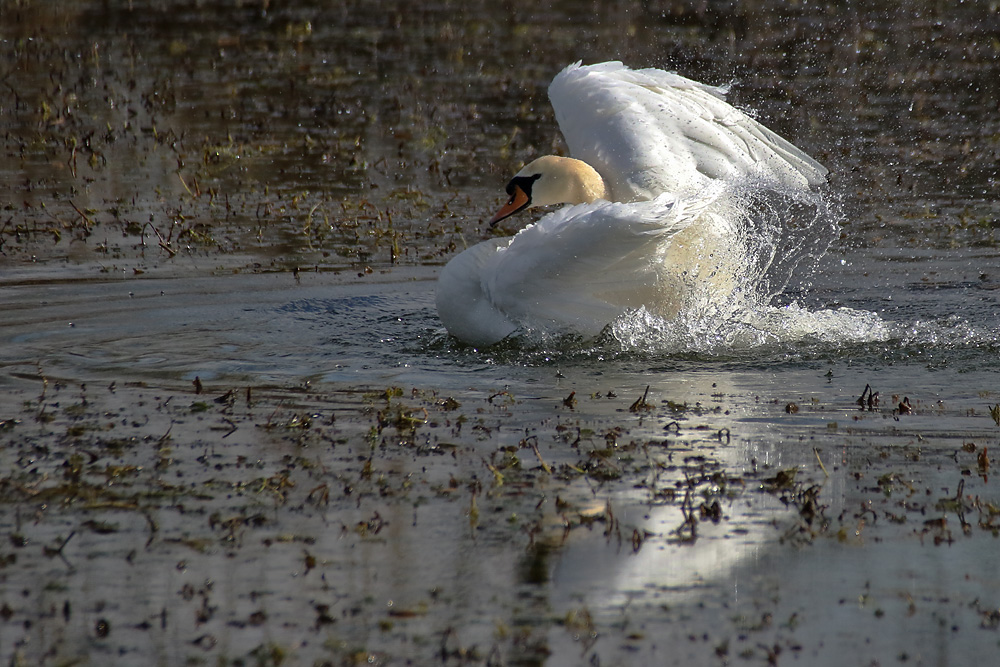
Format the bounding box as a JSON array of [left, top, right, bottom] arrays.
[[560, 158, 609, 204]]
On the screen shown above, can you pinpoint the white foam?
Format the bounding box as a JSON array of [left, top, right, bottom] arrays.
[[606, 303, 893, 356]]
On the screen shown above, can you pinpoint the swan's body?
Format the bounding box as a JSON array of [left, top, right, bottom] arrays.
[[436, 62, 827, 347]]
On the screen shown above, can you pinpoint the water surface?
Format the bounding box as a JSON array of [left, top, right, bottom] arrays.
[[1, 1, 999, 665]]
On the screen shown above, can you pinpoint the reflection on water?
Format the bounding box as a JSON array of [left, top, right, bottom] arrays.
[[2, 0, 1000, 665]]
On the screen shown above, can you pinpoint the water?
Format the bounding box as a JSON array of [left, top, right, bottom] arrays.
[[1, 1, 1000, 665]]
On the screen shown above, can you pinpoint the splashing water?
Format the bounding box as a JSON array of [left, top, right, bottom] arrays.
[[606, 303, 892, 356], [599, 179, 896, 355]]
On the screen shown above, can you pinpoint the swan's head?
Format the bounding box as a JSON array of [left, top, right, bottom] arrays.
[[488, 155, 608, 226]]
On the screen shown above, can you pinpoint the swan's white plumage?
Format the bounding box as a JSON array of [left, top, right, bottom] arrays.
[[436, 61, 827, 347]]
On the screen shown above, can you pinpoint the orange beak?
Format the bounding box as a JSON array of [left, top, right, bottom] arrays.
[[488, 184, 531, 227]]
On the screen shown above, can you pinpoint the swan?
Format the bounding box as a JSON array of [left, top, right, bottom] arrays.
[[436, 61, 827, 347]]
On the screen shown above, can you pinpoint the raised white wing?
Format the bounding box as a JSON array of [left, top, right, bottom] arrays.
[[548, 61, 827, 201]]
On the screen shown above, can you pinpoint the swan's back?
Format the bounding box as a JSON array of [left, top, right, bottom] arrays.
[[548, 62, 827, 201]]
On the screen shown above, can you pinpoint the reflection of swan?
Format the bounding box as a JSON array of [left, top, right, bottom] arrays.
[[436, 62, 827, 347]]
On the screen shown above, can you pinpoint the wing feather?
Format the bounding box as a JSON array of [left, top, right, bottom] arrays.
[[548, 62, 827, 201]]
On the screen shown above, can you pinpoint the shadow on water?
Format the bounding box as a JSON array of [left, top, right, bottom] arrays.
[[1, 1, 1000, 665]]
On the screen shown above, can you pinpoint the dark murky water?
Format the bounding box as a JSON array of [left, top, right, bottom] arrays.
[[2, 1, 1000, 665]]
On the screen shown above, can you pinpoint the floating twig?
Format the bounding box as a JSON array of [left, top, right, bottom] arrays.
[[814, 447, 829, 477], [527, 439, 551, 474]]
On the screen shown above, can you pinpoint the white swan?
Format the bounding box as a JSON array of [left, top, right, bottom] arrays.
[[436, 61, 827, 347]]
